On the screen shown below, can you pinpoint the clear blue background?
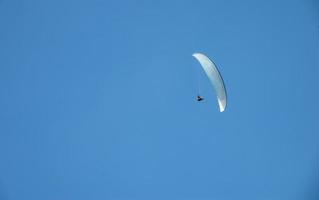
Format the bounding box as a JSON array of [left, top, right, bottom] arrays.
[[1, 0, 319, 199]]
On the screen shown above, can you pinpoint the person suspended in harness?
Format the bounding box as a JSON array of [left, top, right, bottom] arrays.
[[197, 95, 204, 101]]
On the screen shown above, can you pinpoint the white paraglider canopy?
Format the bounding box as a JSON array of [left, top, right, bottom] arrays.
[[193, 53, 227, 112]]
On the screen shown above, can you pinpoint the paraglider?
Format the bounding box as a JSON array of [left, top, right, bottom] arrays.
[[193, 53, 227, 112]]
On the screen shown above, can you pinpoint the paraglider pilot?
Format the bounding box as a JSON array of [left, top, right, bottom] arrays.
[[197, 95, 204, 101]]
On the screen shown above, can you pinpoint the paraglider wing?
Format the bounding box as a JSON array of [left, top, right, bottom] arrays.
[[193, 53, 227, 112]]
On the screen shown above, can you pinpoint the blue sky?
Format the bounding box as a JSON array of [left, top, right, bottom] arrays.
[[1, 0, 319, 199]]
